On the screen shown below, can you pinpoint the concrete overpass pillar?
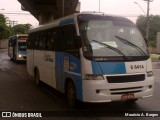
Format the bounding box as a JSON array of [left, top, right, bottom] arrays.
[[18, 0, 79, 24], [39, 13, 54, 25]]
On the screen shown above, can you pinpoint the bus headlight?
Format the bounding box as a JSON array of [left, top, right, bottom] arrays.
[[84, 74, 104, 80], [18, 54, 22, 58], [147, 71, 153, 77]]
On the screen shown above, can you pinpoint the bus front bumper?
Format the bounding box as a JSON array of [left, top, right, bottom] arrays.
[[81, 76, 154, 103]]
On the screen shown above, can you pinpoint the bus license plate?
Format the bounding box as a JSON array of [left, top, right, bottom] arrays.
[[122, 93, 134, 100]]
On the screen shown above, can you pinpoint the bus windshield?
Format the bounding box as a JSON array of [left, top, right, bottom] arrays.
[[78, 15, 149, 60], [18, 42, 26, 51]]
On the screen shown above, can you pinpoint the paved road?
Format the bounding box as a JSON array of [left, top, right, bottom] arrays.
[[0, 50, 159, 120]]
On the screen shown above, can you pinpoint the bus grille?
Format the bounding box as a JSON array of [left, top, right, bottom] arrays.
[[106, 74, 145, 83], [110, 87, 143, 95]]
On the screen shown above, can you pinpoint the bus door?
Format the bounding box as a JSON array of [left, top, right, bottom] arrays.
[[64, 25, 82, 100], [56, 25, 82, 95]]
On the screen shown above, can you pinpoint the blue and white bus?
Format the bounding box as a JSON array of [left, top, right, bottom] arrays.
[[27, 12, 154, 107], [8, 34, 28, 61]]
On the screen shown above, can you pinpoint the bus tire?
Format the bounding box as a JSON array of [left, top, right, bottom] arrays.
[[66, 81, 77, 107], [35, 69, 40, 86]]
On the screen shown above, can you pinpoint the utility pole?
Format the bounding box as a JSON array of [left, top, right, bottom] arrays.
[[6, 20, 18, 27], [144, 0, 153, 40], [134, 2, 146, 16], [12, 21, 18, 27], [99, 0, 101, 12]]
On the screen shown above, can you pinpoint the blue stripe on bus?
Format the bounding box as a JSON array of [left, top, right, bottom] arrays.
[[92, 61, 126, 74], [63, 53, 82, 101], [55, 52, 83, 101], [59, 18, 74, 26]]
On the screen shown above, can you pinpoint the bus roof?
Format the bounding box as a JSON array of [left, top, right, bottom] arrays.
[[28, 12, 133, 33], [28, 14, 75, 33]]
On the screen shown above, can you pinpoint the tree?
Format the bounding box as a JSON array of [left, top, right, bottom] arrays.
[[0, 14, 11, 39], [136, 15, 160, 47], [11, 24, 32, 35], [149, 15, 160, 41], [0, 14, 6, 23], [0, 13, 33, 40]]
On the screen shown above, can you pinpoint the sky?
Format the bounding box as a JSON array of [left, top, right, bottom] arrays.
[[0, 0, 160, 27]]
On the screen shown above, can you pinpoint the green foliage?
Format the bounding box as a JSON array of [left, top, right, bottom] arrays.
[[149, 40, 156, 47], [149, 15, 160, 41], [136, 15, 146, 37], [151, 54, 160, 62], [11, 24, 32, 35], [0, 14, 6, 23], [0, 13, 32, 40], [136, 15, 160, 46], [0, 14, 11, 39]]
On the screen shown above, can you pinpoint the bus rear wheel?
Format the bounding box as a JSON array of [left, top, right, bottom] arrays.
[[66, 81, 77, 107]]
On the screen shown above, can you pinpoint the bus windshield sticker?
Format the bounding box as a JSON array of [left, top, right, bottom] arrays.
[[102, 41, 117, 48], [91, 43, 103, 49], [64, 56, 69, 72]]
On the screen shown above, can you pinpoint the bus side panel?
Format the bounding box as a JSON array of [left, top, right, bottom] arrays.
[[31, 50, 56, 88], [27, 49, 34, 76], [34, 50, 46, 83], [55, 52, 64, 92], [44, 51, 56, 88], [55, 52, 83, 101], [63, 53, 82, 101]]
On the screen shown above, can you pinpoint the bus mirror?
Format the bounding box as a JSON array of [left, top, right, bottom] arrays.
[[75, 36, 82, 48]]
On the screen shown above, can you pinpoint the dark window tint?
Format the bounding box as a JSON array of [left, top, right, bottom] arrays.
[[65, 25, 77, 50], [18, 42, 26, 51], [55, 26, 66, 51]]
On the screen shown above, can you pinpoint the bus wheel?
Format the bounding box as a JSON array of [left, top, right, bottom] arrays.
[[35, 69, 40, 86], [66, 81, 76, 107]]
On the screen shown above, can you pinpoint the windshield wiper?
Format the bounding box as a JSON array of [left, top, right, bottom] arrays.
[[92, 40, 127, 60], [115, 36, 147, 56]]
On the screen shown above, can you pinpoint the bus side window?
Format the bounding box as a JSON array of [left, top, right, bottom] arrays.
[[44, 30, 52, 50], [49, 29, 56, 51], [9, 38, 13, 47], [65, 25, 79, 57], [35, 32, 40, 49], [28, 33, 35, 49], [27, 35, 31, 49], [55, 27, 66, 51], [13, 38, 16, 46], [39, 32, 44, 50]]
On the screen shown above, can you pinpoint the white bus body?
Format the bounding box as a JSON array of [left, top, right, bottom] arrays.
[[27, 13, 154, 106]]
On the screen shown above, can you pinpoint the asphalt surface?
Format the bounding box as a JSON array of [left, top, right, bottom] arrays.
[[0, 50, 160, 120]]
